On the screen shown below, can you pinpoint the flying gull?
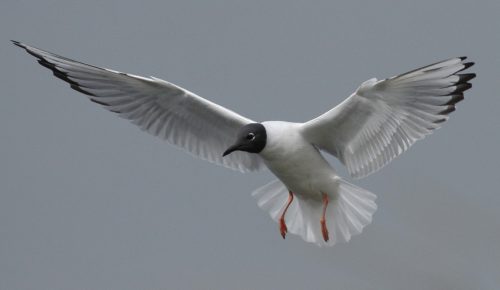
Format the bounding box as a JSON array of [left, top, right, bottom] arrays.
[[13, 41, 475, 246]]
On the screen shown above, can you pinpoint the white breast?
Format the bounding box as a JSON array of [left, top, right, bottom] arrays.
[[259, 121, 338, 200]]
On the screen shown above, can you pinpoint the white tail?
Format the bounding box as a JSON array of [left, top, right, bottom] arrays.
[[252, 178, 377, 246]]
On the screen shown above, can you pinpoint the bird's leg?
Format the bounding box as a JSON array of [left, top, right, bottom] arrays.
[[320, 193, 330, 242], [279, 191, 294, 239]]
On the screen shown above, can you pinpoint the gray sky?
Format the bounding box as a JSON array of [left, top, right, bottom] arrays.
[[2, 1, 500, 289]]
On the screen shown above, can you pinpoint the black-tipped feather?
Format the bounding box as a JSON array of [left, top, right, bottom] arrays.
[[457, 73, 476, 83], [14, 40, 95, 97], [438, 70, 475, 115], [445, 94, 464, 106], [459, 62, 475, 71], [89, 98, 110, 106], [439, 105, 456, 115], [450, 83, 472, 95]]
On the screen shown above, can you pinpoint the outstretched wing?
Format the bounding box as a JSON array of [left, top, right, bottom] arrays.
[[13, 41, 264, 172], [302, 57, 475, 178]]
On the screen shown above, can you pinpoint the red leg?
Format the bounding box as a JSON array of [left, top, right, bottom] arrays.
[[279, 191, 294, 239], [320, 193, 329, 242]]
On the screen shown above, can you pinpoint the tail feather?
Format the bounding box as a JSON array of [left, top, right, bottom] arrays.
[[252, 178, 377, 246]]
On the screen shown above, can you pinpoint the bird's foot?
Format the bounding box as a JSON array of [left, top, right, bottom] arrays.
[[279, 218, 288, 239], [320, 218, 329, 242], [321, 193, 330, 242], [279, 191, 294, 240]]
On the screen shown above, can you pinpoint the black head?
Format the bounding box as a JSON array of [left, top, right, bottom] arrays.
[[223, 123, 267, 156]]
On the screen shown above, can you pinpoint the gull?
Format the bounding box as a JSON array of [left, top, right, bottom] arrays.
[[13, 41, 475, 246]]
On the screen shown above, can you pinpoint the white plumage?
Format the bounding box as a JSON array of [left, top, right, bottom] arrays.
[[13, 41, 475, 246]]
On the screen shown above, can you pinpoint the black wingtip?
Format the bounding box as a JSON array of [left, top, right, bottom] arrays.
[[433, 118, 447, 124], [451, 83, 473, 95], [439, 105, 456, 115], [11, 40, 24, 48], [455, 62, 475, 75], [89, 98, 110, 106], [462, 62, 474, 70], [458, 56, 467, 61], [433, 59, 474, 118], [18, 45, 96, 97], [445, 94, 465, 106], [458, 73, 476, 83]]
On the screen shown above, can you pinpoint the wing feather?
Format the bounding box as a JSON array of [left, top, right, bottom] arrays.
[[14, 41, 264, 172]]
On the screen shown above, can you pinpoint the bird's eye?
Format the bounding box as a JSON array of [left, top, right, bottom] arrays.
[[246, 133, 256, 141]]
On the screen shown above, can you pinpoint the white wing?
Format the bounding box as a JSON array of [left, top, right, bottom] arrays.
[[302, 57, 475, 179], [14, 41, 264, 172]]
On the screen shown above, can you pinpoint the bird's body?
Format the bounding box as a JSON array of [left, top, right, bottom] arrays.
[[261, 121, 335, 202], [13, 40, 475, 246]]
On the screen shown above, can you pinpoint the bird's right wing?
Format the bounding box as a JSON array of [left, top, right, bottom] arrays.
[[13, 41, 265, 172], [302, 57, 475, 178]]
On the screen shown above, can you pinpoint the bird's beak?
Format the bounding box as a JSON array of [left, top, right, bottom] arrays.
[[223, 143, 241, 157]]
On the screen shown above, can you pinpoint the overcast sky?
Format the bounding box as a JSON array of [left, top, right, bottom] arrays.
[[2, 1, 500, 289]]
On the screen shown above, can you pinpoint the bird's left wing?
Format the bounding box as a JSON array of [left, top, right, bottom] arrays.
[[13, 41, 264, 172], [302, 57, 475, 179]]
